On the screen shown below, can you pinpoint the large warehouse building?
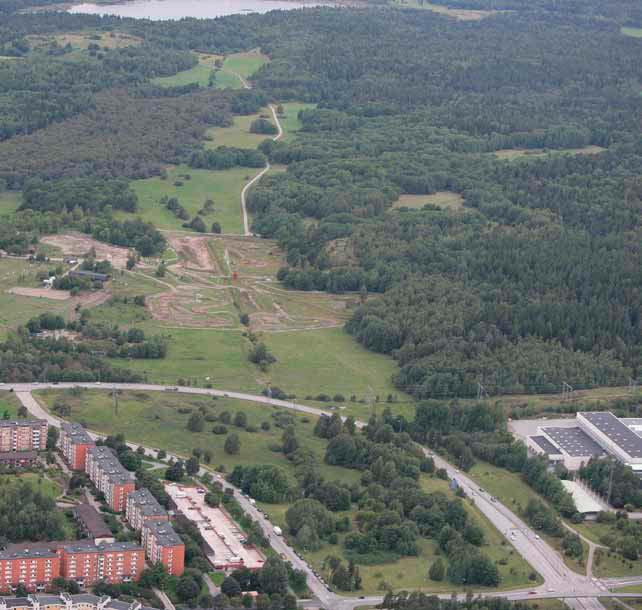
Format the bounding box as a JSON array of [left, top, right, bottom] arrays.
[[527, 411, 642, 473]]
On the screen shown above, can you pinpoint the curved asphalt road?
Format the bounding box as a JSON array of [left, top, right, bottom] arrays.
[[5, 382, 629, 610]]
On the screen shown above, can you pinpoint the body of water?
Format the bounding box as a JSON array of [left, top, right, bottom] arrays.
[[68, 0, 332, 19]]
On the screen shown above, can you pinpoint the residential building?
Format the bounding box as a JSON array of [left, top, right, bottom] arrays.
[[59, 543, 144, 587], [0, 421, 48, 453], [0, 452, 38, 468], [125, 489, 167, 532], [0, 592, 157, 610], [72, 505, 115, 545], [141, 522, 184, 576], [0, 549, 59, 593], [59, 424, 95, 471], [85, 447, 134, 512]]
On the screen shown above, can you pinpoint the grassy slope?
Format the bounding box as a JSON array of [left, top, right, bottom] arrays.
[[128, 164, 248, 234], [0, 258, 72, 340], [206, 111, 271, 149], [0, 191, 21, 215], [0, 391, 22, 418], [277, 102, 315, 142], [0, 472, 61, 500]]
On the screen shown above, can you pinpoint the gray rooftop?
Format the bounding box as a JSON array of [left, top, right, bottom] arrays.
[[0, 595, 157, 610], [0, 420, 46, 429], [581, 411, 642, 458], [143, 521, 183, 548], [72, 504, 113, 539], [0, 548, 57, 560], [88, 446, 132, 483], [543, 426, 606, 458], [61, 422, 94, 445], [128, 488, 167, 518], [62, 541, 142, 554], [530, 435, 561, 456]]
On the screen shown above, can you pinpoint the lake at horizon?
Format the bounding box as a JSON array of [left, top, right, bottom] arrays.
[[68, 0, 334, 19]]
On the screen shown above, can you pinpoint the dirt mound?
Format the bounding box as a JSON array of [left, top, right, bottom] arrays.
[[147, 286, 234, 328]]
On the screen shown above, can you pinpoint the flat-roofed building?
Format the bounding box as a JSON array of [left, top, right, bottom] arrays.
[[0, 452, 38, 468], [0, 421, 48, 453], [141, 522, 184, 577], [577, 411, 642, 472], [60, 424, 95, 471], [59, 543, 144, 587], [125, 489, 167, 532], [85, 447, 134, 513], [0, 549, 60, 593]]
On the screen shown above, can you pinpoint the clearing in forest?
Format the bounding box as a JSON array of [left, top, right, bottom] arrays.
[[391, 192, 465, 211], [0, 191, 22, 215], [393, 0, 495, 20], [205, 108, 275, 149], [494, 145, 606, 160], [129, 164, 248, 235], [40, 233, 132, 268], [26, 31, 141, 51], [152, 52, 222, 87]]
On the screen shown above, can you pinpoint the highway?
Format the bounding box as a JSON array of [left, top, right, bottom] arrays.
[[5, 381, 634, 610]]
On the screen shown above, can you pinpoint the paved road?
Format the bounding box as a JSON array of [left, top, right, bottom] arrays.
[[7, 382, 630, 609]]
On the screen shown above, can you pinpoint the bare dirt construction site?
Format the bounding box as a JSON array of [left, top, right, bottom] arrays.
[[144, 233, 358, 331], [40, 233, 132, 269]]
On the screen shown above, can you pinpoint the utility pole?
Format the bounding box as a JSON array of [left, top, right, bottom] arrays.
[[112, 387, 119, 416], [607, 458, 615, 507], [629, 378, 638, 394], [562, 382, 574, 402]]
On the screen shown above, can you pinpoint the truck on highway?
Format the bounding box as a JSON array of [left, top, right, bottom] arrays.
[[273, 526, 283, 536]]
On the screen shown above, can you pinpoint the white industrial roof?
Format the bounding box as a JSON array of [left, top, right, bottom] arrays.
[[561, 480, 604, 514]]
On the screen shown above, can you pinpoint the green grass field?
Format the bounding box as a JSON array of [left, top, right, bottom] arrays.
[[152, 53, 221, 88], [211, 51, 269, 89], [0, 258, 73, 339], [0, 391, 22, 418], [128, 164, 249, 234], [0, 191, 21, 215], [392, 192, 465, 211], [0, 472, 61, 500], [277, 102, 315, 142], [622, 27, 642, 38], [206, 110, 273, 149], [34, 388, 358, 485]]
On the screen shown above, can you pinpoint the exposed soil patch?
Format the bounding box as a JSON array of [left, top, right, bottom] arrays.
[[391, 192, 465, 211], [8, 287, 70, 300], [40, 233, 131, 269], [147, 285, 234, 328], [168, 235, 219, 273]]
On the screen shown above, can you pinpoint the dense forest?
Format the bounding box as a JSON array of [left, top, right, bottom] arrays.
[[0, 1, 640, 398]]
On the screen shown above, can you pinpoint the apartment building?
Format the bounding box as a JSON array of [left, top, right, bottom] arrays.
[[58, 543, 144, 588], [125, 489, 168, 532], [0, 549, 60, 593], [59, 424, 95, 471], [141, 522, 184, 577], [0, 421, 48, 453], [85, 447, 134, 513], [0, 593, 157, 610]]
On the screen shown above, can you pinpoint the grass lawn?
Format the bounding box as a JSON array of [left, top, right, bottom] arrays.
[[129, 164, 249, 234], [0, 190, 21, 215], [265, 327, 405, 411], [0, 258, 74, 339], [0, 391, 23, 418], [208, 572, 225, 586], [277, 102, 315, 142], [206, 109, 272, 149], [575, 522, 642, 577], [34, 388, 358, 485], [222, 51, 268, 78], [0, 472, 61, 500], [622, 27, 642, 38], [152, 53, 221, 88]]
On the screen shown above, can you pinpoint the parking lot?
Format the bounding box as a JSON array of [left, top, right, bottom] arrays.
[[165, 483, 265, 570]]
